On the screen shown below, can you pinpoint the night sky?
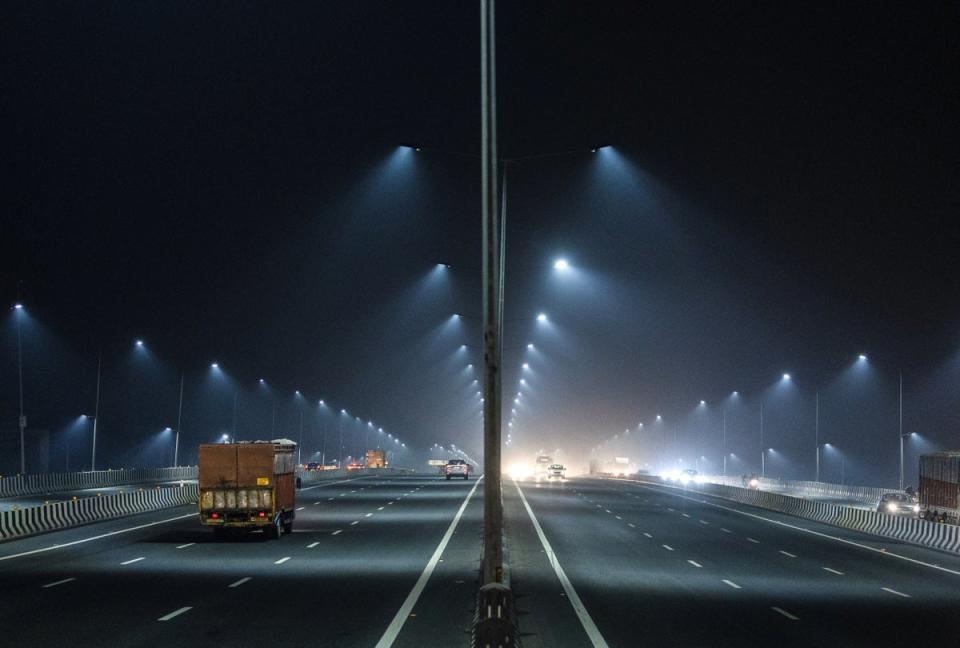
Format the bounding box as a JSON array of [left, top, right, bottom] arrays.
[[2, 2, 958, 485]]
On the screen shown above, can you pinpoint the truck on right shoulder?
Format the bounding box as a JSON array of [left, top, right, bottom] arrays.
[[918, 451, 960, 524]]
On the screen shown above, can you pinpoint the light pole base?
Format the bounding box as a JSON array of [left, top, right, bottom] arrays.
[[472, 582, 519, 648]]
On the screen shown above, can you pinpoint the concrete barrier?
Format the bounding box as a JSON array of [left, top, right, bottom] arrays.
[[0, 466, 198, 498], [698, 474, 892, 507], [0, 483, 198, 542]]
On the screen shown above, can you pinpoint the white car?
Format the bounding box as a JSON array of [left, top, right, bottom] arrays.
[[547, 464, 566, 480]]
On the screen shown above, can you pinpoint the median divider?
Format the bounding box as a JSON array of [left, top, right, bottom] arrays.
[[0, 466, 198, 498], [0, 483, 199, 542]]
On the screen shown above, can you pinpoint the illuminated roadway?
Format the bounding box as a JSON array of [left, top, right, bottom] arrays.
[[2, 473, 960, 646]]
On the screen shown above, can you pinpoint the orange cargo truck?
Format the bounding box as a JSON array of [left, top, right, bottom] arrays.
[[198, 439, 297, 539]]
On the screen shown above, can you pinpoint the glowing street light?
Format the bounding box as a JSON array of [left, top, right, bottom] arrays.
[[536, 313, 548, 323], [553, 258, 569, 271], [782, 373, 791, 381], [210, 362, 219, 369], [135, 339, 144, 348]]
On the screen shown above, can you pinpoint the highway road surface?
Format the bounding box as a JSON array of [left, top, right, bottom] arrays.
[[3, 472, 960, 647]]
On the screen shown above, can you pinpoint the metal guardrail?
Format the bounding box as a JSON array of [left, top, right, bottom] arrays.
[[0, 467, 198, 498], [699, 474, 893, 506]]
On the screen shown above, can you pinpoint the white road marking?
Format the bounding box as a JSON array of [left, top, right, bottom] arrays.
[[687, 560, 702, 568], [228, 577, 251, 588], [512, 480, 610, 648], [617, 478, 960, 579], [771, 606, 799, 620], [374, 476, 482, 648], [332, 530, 342, 535], [328, 497, 335, 501], [627, 523, 636, 528], [274, 557, 291, 565], [882, 587, 910, 598], [300, 477, 363, 492], [158, 606, 192, 622], [822, 567, 844, 576], [747, 537, 760, 544], [307, 542, 319, 548], [667, 508, 675, 512], [615, 515, 622, 520], [378, 506, 385, 511], [350, 520, 359, 526], [721, 528, 731, 533], [722, 579, 741, 589], [121, 557, 145, 565], [387, 501, 393, 505], [41, 577, 76, 588], [365, 513, 373, 517], [643, 533, 653, 538], [0, 512, 196, 563], [176, 543, 195, 549], [313, 501, 321, 505], [779, 550, 797, 558], [682, 513, 691, 518], [699, 520, 709, 525], [296, 507, 305, 511], [662, 544, 674, 551]]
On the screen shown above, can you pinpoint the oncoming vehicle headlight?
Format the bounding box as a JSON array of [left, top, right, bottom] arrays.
[[693, 475, 705, 484], [678, 475, 691, 485], [886, 501, 898, 513], [912, 504, 921, 513], [748, 478, 760, 488]]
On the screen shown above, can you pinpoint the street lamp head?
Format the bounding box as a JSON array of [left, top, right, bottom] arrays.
[[732, 391, 739, 396], [522, 363, 530, 370], [536, 313, 548, 322], [782, 373, 791, 381], [656, 415, 662, 421], [13, 303, 23, 310], [319, 399, 325, 405], [699, 400, 706, 406], [553, 258, 569, 271], [211, 362, 219, 369], [591, 145, 610, 153], [399, 143, 421, 151], [858, 354, 867, 361], [135, 339, 144, 348]]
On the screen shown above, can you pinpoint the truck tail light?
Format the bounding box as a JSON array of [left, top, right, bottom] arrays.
[[211, 512, 219, 519], [258, 511, 266, 517]]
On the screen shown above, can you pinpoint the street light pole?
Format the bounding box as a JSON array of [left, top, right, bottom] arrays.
[[173, 371, 184, 467], [760, 403, 765, 478], [722, 408, 727, 477], [815, 390, 819, 482], [16, 306, 25, 474], [898, 372, 904, 491], [91, 352, 102, 471]]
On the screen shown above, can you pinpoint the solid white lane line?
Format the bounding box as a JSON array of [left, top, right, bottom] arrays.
[[882, 587, 910, 598], [121, 557, 145, 565], [307, 542, 319, 548], [41, 577, 76, 588], [0, 512, 196, 563], [643, 533, 653, 538], [365, 513, 373, 517], [771, 607, 799, 620], [618, 479, 960, 579], [687, 560, 703, 568], [722, 579, 741, 589], [662, 544, 674, 551], [176, 543, 195, 549], [779, 550, 797, 558], [822, 567, 844, 576], [374, 476, 482, 648], [158, 607, 192, 622], [332, 530, 342, 535], [296, 507, 305, 511], [274, 557, 291, 565], [513, 480, 610, 648], [350, 521, 359, 526], [747, 537, 760, 544], [228, 577, 251, 588]]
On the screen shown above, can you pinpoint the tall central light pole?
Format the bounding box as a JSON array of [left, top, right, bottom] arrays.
[[15, 303, 25, 474], [760, 403, 765, 478], [91, 353, 102, 471], [814, 391, 820, 482], [480, 0, 504, 587], [173, 371, 184, 467], [898, 372, 905, 490]]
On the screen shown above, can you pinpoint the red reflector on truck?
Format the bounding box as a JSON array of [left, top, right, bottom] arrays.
[[211, 512, 219, 519], [259, 511, 266, 517]]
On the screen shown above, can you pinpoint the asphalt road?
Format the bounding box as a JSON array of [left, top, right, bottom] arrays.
[[506, 476, 960, 647], [0, 480, 192, 511], [0, 474, 482, 647]]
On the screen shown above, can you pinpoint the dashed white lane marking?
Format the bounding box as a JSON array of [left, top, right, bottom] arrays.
[[699, 520, 709, 525], [307, 542, 319, 548], [882, 587, 910, 598], [662, 544, 674, 551], [41, 578, 76, 588], [643, 533, 653, 538], [274, 557, 291, 565], [682, 513, 691, 518], [512, 480, 609, 648], [822, 567, 844, 576], [771, 606, 799, 620], [667, 508, 675, 512], [313, 501, 322, 506], [328, 497, 335, 501], [627, 523, 636, 528], [721, 528, 731, 533], [747, 537, 760, 544], [779, 550, 797, 558], [158, 606, 192, 622], [374, 477, 482, 648], [121, 557, 145, 565], [604, 509, 611, 514], [615, 515, 622, 520], [377, 506, 385, 511], [228, 577, 251, 588], [387, 502, 394, 505], [365, 513, 373, 517], [350, 520, 359, 526], [296, 507, 305, 511], [176, 543, 195, 549], [0, 512, 196, 563], [332, 530, 342, 535], [722, 579, 741, 589], [687, 560, 703, 568]]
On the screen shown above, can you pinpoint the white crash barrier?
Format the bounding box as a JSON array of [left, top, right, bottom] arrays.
[[0, 483, 199, 541], [0, 466, 198, 498]]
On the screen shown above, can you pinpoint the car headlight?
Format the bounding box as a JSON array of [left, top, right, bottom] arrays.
[[748, 479, 759, 488], [912, 504, 921, 513], [886, 502, 898, 513]]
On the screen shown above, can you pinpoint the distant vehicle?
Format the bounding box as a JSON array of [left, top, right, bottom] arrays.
[[678, 468, 699, 485], [547, 464, 566, 480], [877, 492, 920, 516], [366, 448, 386, 469], [444, 459, 471, 480], [918, 451, 960, 524], [198, 439, 297, 539], [534, 455, 552, 479], [347, 462, 364, 471], [305, 462, 321, 471], [743, 474, 761, 489]]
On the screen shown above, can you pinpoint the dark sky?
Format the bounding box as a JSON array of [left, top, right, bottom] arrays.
[[2, 2, 958, 484]]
